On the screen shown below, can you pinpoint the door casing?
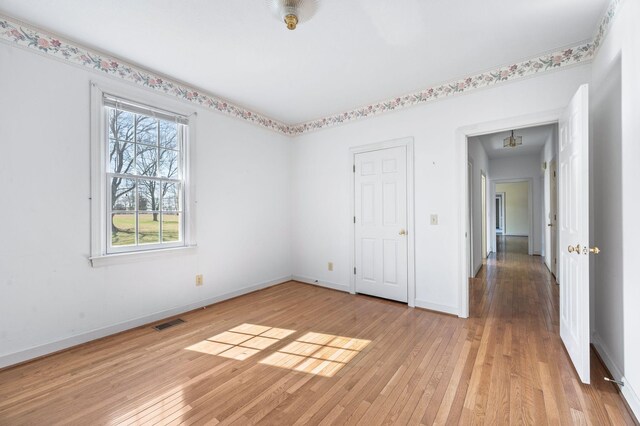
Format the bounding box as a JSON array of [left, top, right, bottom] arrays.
[[349, 137, 415, 307], [458, 110, 562, 318], [549, 160, 559, 279]]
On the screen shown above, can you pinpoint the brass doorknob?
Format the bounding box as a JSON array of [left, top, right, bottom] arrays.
[[568, 244, 581, 254], [399, 229, 407, 235], [589, 246, 600, 254]]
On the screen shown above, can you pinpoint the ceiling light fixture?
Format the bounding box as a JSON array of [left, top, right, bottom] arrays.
[[269, 0, 318, 30], [503, 130, 523, 148]]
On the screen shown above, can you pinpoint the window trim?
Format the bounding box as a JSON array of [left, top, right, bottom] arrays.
[[90, 80, 197, 267]]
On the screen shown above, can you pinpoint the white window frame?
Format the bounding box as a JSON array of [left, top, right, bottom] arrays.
[[90, 81, 197, 267]]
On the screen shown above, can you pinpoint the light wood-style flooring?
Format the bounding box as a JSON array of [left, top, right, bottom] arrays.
[[0, 237, 636, 425]]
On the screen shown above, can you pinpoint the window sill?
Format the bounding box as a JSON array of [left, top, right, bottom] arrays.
[[89, 245, 197, 267]]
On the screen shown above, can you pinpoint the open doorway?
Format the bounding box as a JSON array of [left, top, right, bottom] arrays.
[[494, 180, 531, 254], [467, 123, 557, 276], [495, 192, 505, 235], [461, 85, 592, 384]]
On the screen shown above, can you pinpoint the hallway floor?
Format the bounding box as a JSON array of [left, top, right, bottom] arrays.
[[469, 235, 636, 424]]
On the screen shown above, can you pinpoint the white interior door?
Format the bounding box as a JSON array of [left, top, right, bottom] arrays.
[[468, 161, 474, 277], [559, 84, 590, 384], [354, 146, 408, 303], [550, 161, 558, 278], [481, 172, 487, 258]]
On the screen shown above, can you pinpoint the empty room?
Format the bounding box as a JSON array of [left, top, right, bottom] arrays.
[[0, 0, 639, 424]]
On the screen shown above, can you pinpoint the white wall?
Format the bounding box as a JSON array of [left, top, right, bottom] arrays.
[[496, 182, 529, 236], [467, 138, 490, 275], [0, 44, 293, 367], [489, 154, 544, 255], [590, 0, 640, 417], [291, 64, 591, 315]]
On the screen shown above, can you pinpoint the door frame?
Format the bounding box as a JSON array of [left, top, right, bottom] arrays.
[[481, 171, 488, 259], [349, 137, 416, 307], [467, 159, 474, 277], [491, 178, 534, 255], [549, 160, 558, 279], [457, 109, 562, 318], [495, 192, 505, 235]]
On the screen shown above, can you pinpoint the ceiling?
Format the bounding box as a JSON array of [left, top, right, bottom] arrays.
[[471, 124, 556, 159], [0, 0, 608, 124]]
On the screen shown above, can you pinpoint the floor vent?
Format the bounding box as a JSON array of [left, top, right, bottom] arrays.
[[153, 318, 185, 331]]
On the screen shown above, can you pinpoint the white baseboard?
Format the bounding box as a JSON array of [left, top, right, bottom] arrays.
[[621, 376, 640, 421], [293, 276, 459, 317], [292, 275, 350, 293], [0, 275, 292, 369], [414, 299, 460, 316], [592, 333, 640, 419], [473, 262, 483, 277]]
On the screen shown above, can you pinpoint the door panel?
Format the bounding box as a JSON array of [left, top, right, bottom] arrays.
[[354, 146, 408, 303], [559, 84, 590, 384]]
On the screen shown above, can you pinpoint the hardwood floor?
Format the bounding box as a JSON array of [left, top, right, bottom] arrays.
[[0, 243, 636, 425]]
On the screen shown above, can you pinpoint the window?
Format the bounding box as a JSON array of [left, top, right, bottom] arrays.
[[90, 83, 195, 264]]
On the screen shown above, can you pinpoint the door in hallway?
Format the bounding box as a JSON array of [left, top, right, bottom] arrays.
[[354, 146, 408, 303], [481, 172, 487, 258], [550, 161, 558, 278], [559, 84, 591, 384]]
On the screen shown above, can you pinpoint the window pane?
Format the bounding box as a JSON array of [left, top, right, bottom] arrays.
[[114, 110, 135, 142], [111, 213, 136, 246], [136, 115, 158, 146], [138, 180, 160, 211], [111, 177, 136, 211], [162, 182, 181, 211], [162, 213, 181, 242], [138, 212, 160, 244], [136, 145, 158, 176], [159, 149, 179, 178], [109, 139, 135, 174], [159, 119, 178, 149]]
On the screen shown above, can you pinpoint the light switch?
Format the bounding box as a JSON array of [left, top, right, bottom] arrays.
[[430, 214, 438, 225]]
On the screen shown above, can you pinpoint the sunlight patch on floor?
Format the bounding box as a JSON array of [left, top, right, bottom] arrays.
[[186, 325, 370, 377], [259, 332, 370, 377], [185, 323, 296, 361]]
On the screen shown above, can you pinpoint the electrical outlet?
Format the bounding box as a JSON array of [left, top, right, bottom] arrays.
[[430, 214, 438, 225], [195, 274, 203, 286], [328, 262, 334, 271]]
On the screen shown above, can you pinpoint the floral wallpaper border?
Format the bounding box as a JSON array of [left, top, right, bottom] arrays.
[[0, 15, 291, 134], [0, 0, 622, 136], [289, 0, 623, 135], [289, 42, 593, 135]]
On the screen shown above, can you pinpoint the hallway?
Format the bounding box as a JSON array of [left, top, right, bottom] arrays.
[[468, 236, 635, 424]]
